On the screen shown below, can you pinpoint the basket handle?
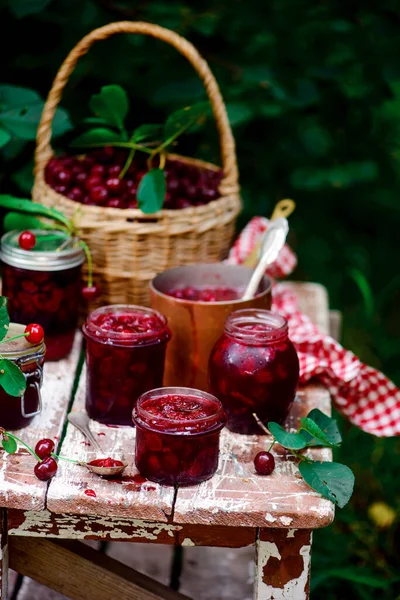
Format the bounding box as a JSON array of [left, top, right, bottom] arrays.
[[35, 21, 239, 194]]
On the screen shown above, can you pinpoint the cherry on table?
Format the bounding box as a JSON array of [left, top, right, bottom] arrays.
[[34, 457, 58, 481], [82, 285, 101, 301], [254, 451, 275, 475], [35, 438, 55, 460], [25, 323, 44, 344], [18, 231, 36, 251]]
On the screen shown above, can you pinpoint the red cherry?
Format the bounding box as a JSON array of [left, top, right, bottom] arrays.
[[105, 177, 123, 193], [84, 175, 103, 191], [25, 323, 45, 344], [35, 438, 55, 459], [89, 185, 108, 204], [34, 457, 58, 481], [254, 451, 275, 475], [19, 231, 36, 250], [82, 285, 101, 301]]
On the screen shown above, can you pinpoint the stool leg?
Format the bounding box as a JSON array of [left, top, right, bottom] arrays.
[[254, 528, 312, 600], [0, 510, 8, 600]]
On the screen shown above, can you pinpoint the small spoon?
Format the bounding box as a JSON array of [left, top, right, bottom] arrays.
[[242, 217, 289, 301], [67, 411, 127, 477]]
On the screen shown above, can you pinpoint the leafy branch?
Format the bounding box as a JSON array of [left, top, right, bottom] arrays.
[[256, 409, 355, 508], [70, 84, 210, 213]]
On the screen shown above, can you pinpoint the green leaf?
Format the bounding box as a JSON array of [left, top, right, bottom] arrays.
[[70, 128, 123, 148], [0, 196, 70, 228], [299, 417, 333, 447], [89, 85, 129, 132], [51, 107, 72, 137], [299, 461, 355, 508], [267, 422, 307, 450], [2, 435, 17, 454], [3, 212, 49, 232], [0, 103, 71, 141], [0, 128, 11, 148], [0, 85, 41, 110], [137, 169, 166, 214], [132, 124, 163, 143], [164, 102, 209, 141], [0, 297, 10, 343], [8, 0, 52, 18], [226, 102, 254, 126], [303, 409, 342, 446], [0, 358, 26, 397]]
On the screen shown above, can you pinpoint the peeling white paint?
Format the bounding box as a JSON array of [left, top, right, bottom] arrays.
[[181, 538, 195, 547], [265, 513, 276, 523], [287, 529, 296, 538], [280, 516, 293, 526]]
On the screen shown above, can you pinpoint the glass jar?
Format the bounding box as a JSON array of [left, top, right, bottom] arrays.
[[133, 387, 226, 486], [0, 323, 45, 430], [0, 230, 85, 361], [209, 309, 299, 434], [83, 305, 171, 426]]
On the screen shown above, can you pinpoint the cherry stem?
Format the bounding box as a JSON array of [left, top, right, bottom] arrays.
[[0, 430, 40, 461], [252, 413, 270, 435], [0, 332, 29, 345], [50, 452, 81, 465], [268, 440, 276, 452], [78, 240, 93, 287]]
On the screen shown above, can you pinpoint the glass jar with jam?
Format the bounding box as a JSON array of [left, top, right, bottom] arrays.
[[0, 230, 85, 361], [133, 387, 226, 486], [209, 309, 299, 434], [83, 305, 171, 426], [0, 323, 45, 430]]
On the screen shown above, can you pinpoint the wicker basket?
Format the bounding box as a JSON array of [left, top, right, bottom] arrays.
[[32, 21, 241, 307]]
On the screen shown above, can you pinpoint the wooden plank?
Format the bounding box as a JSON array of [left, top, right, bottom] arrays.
[[8, 537, 191, 600], [0, 334, 82, 511], [254, 529, 312, 599], [7, 509, 256, 547], [46, 366, 175, 522], [0, 510, 8, 600], [173, 283, 335, 528]]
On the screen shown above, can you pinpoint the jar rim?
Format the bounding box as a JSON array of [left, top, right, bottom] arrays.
[[0, 323, 45, 359], [134, 386, 226, 433], [83, 304, 170, 347], [0, 230, 85, 272], [225, 309, 288, 344]]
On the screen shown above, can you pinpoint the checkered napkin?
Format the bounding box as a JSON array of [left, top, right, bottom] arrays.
[[227, 216, 400, 437]]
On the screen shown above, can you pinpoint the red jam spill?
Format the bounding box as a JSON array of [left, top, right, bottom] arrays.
[[1, 264, 81, 361], [97, 432, 106, 436], [92, 311, 165, 335], [88, 457, 124, 468], [84, 489, 96, 497], [81, 441, 91, 446], [134, 392, 225, 486], [167, 286, 240, 302], [132, 473, 147, 484]]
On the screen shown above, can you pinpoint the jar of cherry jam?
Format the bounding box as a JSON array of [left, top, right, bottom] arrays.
[[0, 230, 84, 361], [133, 387, 226, 486], [83, 305, 171, 426], [209, 309, 299, 434], [0, 323, 45, 430]]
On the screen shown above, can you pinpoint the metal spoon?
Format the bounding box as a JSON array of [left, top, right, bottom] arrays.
[[67, 411, 127, 477], [242, 217, 289, 300]]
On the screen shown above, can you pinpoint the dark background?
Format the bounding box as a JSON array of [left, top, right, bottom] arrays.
[[1, 1, 400, 597]]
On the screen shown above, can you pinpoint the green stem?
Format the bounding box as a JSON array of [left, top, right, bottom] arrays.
[[2, 431, 40, 461], [78, 240, 93, 287], [0, 332, 28, 345], [51, 453, 81, 465], [267, 440, 276, 452], [150, 125, 188, 157], [119, 147, 136, 179], [292, 450, 312, 463]]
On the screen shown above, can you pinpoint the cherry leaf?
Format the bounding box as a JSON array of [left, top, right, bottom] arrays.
[[299, 461, 355, 508], [2, 435, 17, 454], [89, 85, 129, 131], [137, 169, 166, 214], [268, 421, 307, 450], [164, 102, 209, 141], [0, 358, 26, 397], [70, 128, 123, 148], [132, 124, 163, 143], [302, 409, 342, 446], [0, 297, 10, 343], [299, 417, 333, 447]]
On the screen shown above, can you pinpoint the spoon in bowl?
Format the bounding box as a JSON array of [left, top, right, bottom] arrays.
[[67, 411, 127, 477]]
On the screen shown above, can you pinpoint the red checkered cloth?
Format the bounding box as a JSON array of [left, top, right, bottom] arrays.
[[227, 217, 400, 437]]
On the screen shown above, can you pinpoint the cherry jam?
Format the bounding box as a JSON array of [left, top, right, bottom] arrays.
[[209, 310, 299, 434], [0, 230, 84, 361], [167, 286, 240, 302], [83, 305, 171, 426], [133, 387, 226, 486], [0, 324, 45, 430]]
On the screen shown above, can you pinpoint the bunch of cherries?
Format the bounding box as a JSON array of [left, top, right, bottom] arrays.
[[44, 148, 223, 210], [34, 438, 58, 481]]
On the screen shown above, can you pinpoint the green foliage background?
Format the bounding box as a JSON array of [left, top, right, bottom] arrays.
[[1, 1, 400, 597]]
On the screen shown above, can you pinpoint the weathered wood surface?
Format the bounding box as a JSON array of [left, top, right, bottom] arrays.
[[46, 366, 175, 522], [254, 528, 312, 599], [9, 537, 191, 600], [172, 283, 334, 528], [7, 509, 256, 547], [0, 335, 82, 512]]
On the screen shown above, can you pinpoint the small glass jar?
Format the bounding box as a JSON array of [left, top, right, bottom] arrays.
[[83, 305, 171, 426], [209, 309, 299, 434], [0, 323, 45, 430], [0, 230, 85, 361], [133, 387, 226, 486]]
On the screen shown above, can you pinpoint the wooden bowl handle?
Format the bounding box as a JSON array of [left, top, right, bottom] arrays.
[[35, 21, 239, 195]]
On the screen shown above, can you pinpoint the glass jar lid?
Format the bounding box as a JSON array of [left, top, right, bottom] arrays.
[[0, 323, 45, 359], [0, 230, 85, 271]]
